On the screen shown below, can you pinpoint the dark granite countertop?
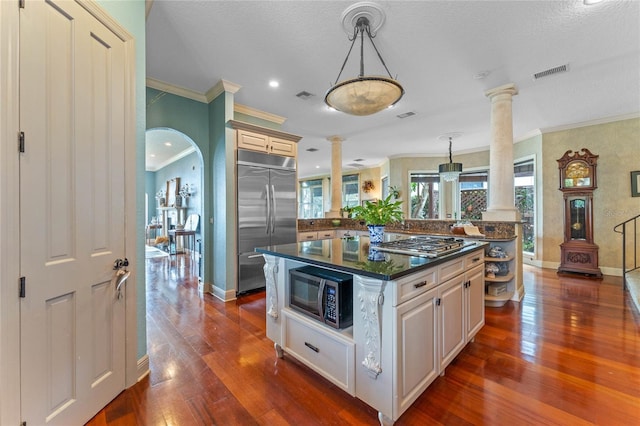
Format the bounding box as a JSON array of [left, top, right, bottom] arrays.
[[255, 234, 488, 281]]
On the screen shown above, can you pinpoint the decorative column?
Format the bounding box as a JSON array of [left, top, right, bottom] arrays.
[[482, 83, 520, 222], [326, 135, 344, 218]]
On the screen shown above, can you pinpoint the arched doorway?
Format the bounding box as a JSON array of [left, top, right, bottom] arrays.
[[145, 128, 204, 280]]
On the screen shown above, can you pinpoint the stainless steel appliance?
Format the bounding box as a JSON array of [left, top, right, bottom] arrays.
[[374, 235, 475, 258], [289, 266, 353, 329], [237, 149, 297, 294]]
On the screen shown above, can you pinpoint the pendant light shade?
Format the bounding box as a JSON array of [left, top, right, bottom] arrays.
[[439, 136, 463, 182], [325, 12, 404, 116]]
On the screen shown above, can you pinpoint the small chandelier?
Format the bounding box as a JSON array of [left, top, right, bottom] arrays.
[[439, 136, 463, 182], [325, 13, 404, 116]]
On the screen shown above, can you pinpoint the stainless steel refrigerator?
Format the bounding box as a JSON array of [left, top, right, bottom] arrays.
[[237, 149, 297, 294]]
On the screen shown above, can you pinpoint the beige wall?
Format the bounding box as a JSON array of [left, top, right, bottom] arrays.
[[540, 118, 639, 272]]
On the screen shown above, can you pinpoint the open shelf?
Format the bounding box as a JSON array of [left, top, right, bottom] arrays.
[[485, 255, 513, 263], [485, 272, 514, 283], [484, 292, 514, 307]]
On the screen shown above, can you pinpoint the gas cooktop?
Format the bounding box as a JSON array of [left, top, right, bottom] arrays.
[[374, 236, 475, 258]]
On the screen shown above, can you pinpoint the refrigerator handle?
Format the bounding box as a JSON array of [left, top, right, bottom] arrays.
[[265, 184, 271, 234], [271, 184, 277, 233]]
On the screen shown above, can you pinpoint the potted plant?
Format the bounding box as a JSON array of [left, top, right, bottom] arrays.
[[350, 195, 403, 244]]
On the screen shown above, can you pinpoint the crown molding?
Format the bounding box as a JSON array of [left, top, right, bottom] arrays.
[[205, 79, 241, 103], [540, 112, 640, 134], [234, 103, 286, 125], [146, 77, 207, 103]]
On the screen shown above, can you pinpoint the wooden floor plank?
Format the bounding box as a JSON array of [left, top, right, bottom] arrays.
[[86, 256, 640, 425]]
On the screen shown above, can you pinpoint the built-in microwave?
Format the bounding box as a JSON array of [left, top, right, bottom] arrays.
[[289, 266, 353, 329]]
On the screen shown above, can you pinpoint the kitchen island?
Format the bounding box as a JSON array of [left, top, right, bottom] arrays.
[[256, 235, 487, 425]]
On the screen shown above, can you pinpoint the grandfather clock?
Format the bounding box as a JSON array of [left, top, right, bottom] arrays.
[[557, 149, 602, 277]]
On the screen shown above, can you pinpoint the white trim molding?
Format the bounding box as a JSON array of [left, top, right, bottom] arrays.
[[234, 103, 286, 125], [0, 2, 22, 424]]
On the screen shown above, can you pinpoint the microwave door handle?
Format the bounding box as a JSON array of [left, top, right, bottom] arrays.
[[317, 279, 326, 323], [265, 184, 271, 234]]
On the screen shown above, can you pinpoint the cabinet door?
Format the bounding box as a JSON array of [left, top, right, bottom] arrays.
[[465, 264, 485, 341], [438, 277, 465, 371], [394, 287, 438, 415], [269, 137, 297, 156], [237, 129, 269, 152]]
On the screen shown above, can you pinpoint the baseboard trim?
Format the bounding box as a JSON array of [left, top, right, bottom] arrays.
[[137, 354, 150, 382], [211, 284, 237, 302]]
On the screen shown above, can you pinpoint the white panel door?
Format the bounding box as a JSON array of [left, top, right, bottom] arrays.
[[19, 0, 127, 424]]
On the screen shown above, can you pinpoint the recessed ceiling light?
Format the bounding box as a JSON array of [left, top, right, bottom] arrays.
[[583, 0, 603, 5], [164, 142, 172, 146], [315, 165, 320, 169], [150, 154, 156, 157], [269, 80, 279, 88]]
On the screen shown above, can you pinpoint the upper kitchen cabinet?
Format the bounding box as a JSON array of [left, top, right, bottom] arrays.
[[229, 120, 301, 157]]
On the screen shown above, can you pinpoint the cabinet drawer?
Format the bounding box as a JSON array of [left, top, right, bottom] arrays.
[[298, 231, 317, 241], [393, 269, 438, 306], [282, 310, 355, 395], [464, 249, 484, 269], [438, 257, 465, 283], [317, 230, 336, 240]]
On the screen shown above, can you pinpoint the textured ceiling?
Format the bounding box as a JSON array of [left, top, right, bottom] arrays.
[[145, 0, 640, 178]]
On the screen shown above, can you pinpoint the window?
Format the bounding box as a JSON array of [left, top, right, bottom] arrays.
[[298, 179, 323, 219], [342, 174, 360, 208], [381, 176, 389, 200], [514, 159, 535, 253], [460, 171, 488, 221], [410, 173, 440, 218]]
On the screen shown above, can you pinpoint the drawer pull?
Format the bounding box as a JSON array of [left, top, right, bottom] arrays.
[[414, 281, 427, 289], [472, 257, 481, 262], [304, 342, 319, 353]]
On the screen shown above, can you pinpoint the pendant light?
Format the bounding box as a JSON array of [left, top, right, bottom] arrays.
[[324, 4, 404, 116], [439, 136, 463, 182]]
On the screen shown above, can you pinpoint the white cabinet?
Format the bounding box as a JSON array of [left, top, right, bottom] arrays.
[[281, 309, 355, 395], [237, 128, 298, 157], [393, 287, 438, 415], [264, 246, 486, 425], [465, 263, 485, 341], [437, 275, 466, 370]]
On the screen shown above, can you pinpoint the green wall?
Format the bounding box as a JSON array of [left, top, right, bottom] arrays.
[[97, 0, 147, 359]]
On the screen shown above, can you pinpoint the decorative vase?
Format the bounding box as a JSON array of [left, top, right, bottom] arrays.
[[175, 196, 182, 207], [367, 224, 385, 244]]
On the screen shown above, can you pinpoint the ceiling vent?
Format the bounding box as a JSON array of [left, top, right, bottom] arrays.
[[397, 111, 416, 119], [306, 147, 319, 152], [346, 162, 365, 169], [296, 91, 315, 100], [533, 64, 569, 80]]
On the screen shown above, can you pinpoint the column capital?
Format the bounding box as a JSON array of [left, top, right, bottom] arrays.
[[485, 83, 519, 100], [326, 135, 345, 144]]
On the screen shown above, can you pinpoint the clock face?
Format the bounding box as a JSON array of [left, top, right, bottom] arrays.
[[564, 160, 591, 187]]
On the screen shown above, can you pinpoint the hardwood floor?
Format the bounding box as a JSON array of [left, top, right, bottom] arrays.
[[87, 256, 640, 425]]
